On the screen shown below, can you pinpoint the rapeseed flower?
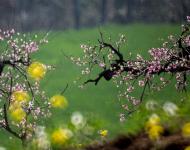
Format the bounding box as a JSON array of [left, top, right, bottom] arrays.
[[27, 62, 46, 80], [9, 107, 26, 122], [99, 130, 108, 137], [182, 122, 190, 138], [184, 146, 190, 150], [11, 90, 30, 103], [145, 114, 160, 130], [51, 128, 72, 146], [145, 114, 164, 141], [50, 95, 68, 108], [148, 125, 164, 140]]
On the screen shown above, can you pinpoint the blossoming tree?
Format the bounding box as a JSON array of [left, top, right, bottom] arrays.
[[71, 17, 190, 120], [0, 29, 53, 146]]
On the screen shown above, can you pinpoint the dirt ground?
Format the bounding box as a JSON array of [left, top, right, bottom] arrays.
[[85, 132, 190, 150]]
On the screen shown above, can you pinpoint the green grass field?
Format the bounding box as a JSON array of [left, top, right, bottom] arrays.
[[1, 23, 189, 149]]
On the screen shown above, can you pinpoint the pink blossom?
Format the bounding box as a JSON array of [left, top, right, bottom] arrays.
[[149, 48, 170, 60], [99, 63, 105, 68], [138, 80, 145, 87], [185, 35, 190, 46], [0, 35, 4, 40], [127, 86, 134, 93], [132, 99, 140, 106], [187, 16, 190, 23], [147, 61, 161, 73], [25, 42, 39, 53]]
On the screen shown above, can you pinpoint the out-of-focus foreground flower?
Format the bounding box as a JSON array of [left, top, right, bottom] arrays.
[[145, 100, 158, 111], [0, 146, 6, 150], [163, 101, 178, 116], [71, 112, 86, 129], [9, 107, 26, 122], [185, 146, 190, 150], [11, 90, 30, 103], [145, 114, 164, 140], [8, 90, 30, 122], [99, 129, 108, 137], [27, 62, 46, 80], [182, 122, 190, 138], [33, 126, 50, 150], [49, 95, 68, 108], [148, 125, 164, 140], [145, 114, 160, 130], [51, 128, 73, 146]]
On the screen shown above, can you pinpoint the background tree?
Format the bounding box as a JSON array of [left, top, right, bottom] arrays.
[[73, 0, 81, 30], [0, 29, 52, 146], [70, 17, 190, 118], [100, 0, 107, 24]]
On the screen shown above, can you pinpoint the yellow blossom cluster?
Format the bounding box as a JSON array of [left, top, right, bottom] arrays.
[[9, 61, 47, 122], [182, 122, 190, 138], [99, 129, 108, 137], [27, 62, 46, 81], [9, 107, 26, 122], [51, 128, 72, 146], [185, 146, 190, 150], [11, 90, 30, 103], [145, 114, 164, 140], [49, 95, 68, 109], [9, 90, 30, 122]]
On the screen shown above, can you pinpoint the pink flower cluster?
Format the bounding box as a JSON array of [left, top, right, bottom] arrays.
[[149, 48, 171, 61], [147, 61, 162, 74], [185, 35, 190, 46], [187, 16, 190, 23], [25, 41, 39, 53]]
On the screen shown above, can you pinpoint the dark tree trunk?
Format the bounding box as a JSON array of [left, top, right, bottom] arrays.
[[125, 0, 136, 23], [100, 0, 107, 24], [73, 0, 80, 30]]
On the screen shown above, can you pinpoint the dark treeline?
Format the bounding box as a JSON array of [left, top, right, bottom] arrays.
[[0, 0, 189, 31]]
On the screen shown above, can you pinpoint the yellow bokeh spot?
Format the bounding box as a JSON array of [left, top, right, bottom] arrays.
[[27, 62, 46, 80], [51, 128, 70, 146], [182, 122, 190, 138], [11, 91, 30, 103], [9, 101, 21, 112], [50, 95, 68, 108], [185, 146, 190, 150], [145, 114, 164, 141], [9, 107, 26, 122], [147, 125, 164, 140], [145, 114, 160, 131], [99, 130, 108, 137]]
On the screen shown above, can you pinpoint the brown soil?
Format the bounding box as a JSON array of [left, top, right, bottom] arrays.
[[85, 132, 190, 150]]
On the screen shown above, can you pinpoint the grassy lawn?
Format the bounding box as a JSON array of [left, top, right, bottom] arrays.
[[1, 23, 188, 149]]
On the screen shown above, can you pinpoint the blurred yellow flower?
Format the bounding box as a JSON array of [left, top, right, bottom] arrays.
[[182, 122, 190, 138], [51, 128, 72, 146], [148, 125, 164, 140], [145, 114, 160, 131], [27, 62, 46, 80], [99, 130, 108, 137], [50, 95, 68, 108], [9, 107, 26, 122], [9, 101, 21, 111], [145, 114, 164, 140], [11, 90, 30, 103], [185, 146, 190, 150]]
